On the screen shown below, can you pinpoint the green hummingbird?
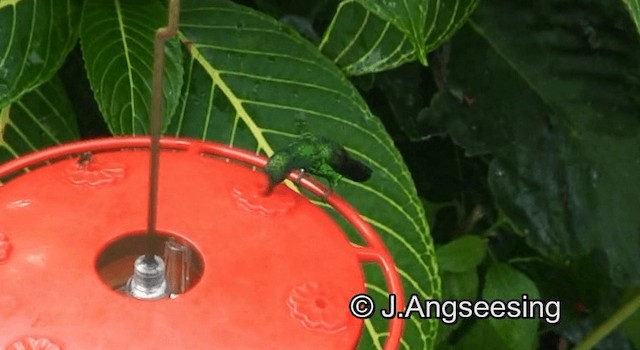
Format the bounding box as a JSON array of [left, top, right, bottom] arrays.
[[264, 133, 372, 195]]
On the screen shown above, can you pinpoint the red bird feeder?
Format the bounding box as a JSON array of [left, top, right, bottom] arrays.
[[0, 137, 405, 349]]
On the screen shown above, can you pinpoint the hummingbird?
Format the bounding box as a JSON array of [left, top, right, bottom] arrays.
[[264, 133, 372, 195]]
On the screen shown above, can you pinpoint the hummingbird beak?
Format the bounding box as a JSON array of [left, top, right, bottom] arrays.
[[263, 181, 276, 196]]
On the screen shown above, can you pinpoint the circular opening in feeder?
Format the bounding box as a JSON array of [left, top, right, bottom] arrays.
[[95, 231, 204, 297]]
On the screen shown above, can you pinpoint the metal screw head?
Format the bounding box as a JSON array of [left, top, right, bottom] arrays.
[[127, 255, 167, 300]]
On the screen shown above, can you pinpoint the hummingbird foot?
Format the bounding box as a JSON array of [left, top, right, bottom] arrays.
[[263, 182, 276, 196], [293, 169, 306, 185]]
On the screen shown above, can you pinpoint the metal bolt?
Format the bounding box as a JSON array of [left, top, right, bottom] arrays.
[[127, 255, 167, 300]]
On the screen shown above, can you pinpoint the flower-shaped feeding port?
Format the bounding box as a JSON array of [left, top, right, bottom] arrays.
[[0, 233, 11, 264], [64, 154, 125, 187], [7, 337, 61, 350], [287, 282, 350, 333], [232, 181, 296, 216]]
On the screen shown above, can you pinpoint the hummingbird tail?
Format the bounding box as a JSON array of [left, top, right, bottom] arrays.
[[333, 153, 372, 182]]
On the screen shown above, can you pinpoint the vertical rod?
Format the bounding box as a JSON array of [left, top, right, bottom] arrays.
[[146, 0, 180, 262]]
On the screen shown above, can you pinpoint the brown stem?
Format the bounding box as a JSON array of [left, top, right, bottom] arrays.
[[146, 0, 180, 262]]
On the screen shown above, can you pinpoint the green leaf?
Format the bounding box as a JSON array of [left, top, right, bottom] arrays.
[[437, 269, 479, 343], [436, 235, 486, 273], [620, 0, 640, 35], [456, 320, 510, 350], [482, 263, 539, 350], [0, 0, 80, 107], [319, 0, 478, 74], [319, 1, 416, 75], [422, 0, 640, 286], [375, 63, 433, 141], [170, 1, 439, 348], [0, 75, 80, 162], [441, 269, 478, 301], [564, 317, 636, 350], [621, 298, 640, 348], [79, 0, 183, 135]]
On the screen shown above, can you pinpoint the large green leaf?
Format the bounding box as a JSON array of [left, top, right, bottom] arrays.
[[482, 263, 540, 350], [437, 269, 479, 343], [621, 0, 640, 35], [422, 0, 640, 286], [0, 0, 80, 107], [436, 235, 486, 273], [454, 265, 540, 350], [168, 0, 439, 348], [79, 0, 183, 135], [457, 320, 510, 350], [622, 301, 640, 349], [0, 75, 80, 162], [319, 0, 478, 75], [319, 1, 416, 75]]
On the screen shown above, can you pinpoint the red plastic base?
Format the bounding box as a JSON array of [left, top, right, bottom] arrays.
[[0, 137, 404, 349]]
